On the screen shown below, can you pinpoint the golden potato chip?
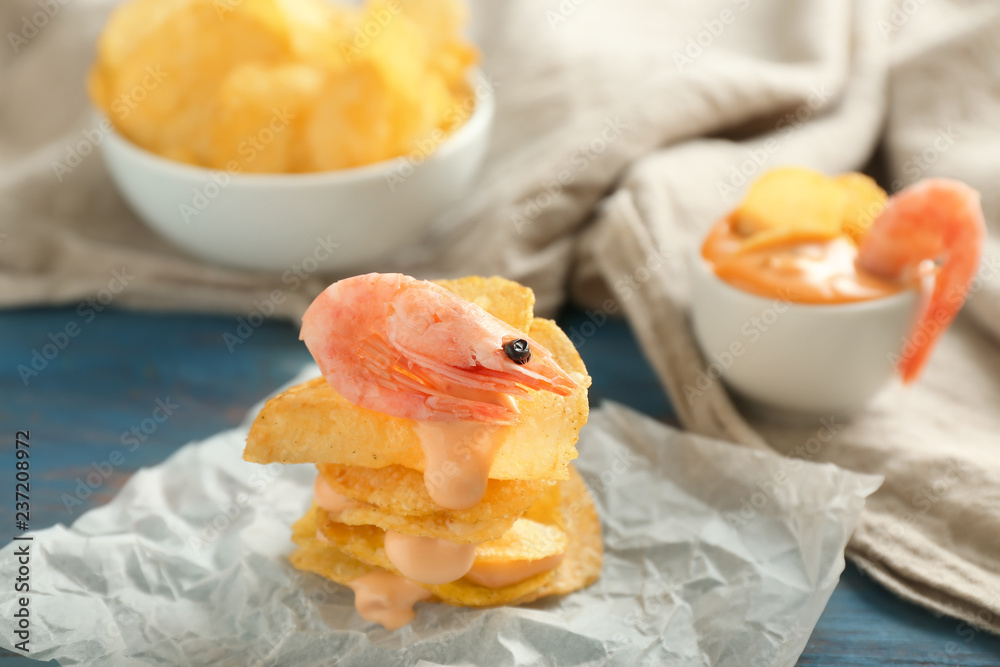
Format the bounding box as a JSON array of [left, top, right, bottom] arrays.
[[392, 0, 479, 92], [319, 463, 550, 520], [513, 465, 603, 603], [337, 501, 518, 543], [434, 42, 480, 92], [362, 6, 429, 91], [734, 167, 847, 238], [317, 514, 386, 566], [278, 0, 356, 69], [290, 502, 376, 583], [305, 60, 395, 170], [391, 71, 454, 155], [520, 480, 563, 530], [97, 0, 290, 165], [208, 63, 325, 173], [244, 278, 590, 481], [835, 172, 887, 244], [433, 276, 535, 332], [95, 0, 194, 73], [473, 517, 567, 564], [358, 10, 446, 156]]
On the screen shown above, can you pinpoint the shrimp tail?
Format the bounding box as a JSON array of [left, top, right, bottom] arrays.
[[859, 179, 986, 384]]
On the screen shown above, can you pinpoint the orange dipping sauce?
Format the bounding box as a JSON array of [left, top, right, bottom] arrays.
[[701, 216, 906, 304]]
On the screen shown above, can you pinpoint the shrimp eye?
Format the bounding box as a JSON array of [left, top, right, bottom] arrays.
[[503, 338, 531, 365]]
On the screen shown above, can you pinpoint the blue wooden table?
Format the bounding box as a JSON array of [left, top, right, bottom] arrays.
[[2, 306, 999, 665]]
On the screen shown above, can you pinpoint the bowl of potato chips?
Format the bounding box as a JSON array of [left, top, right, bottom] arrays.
[[89, 0, 491, 273]]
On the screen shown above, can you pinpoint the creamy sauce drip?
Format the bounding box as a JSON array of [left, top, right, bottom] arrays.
[[313, 474, 355, 516], [414, 420, 504, 510], [384, 530, 477, 585], [464, 553, 565, 589], [347, 571, 432, 630]]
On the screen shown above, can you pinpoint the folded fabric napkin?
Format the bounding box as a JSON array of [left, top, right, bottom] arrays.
[[2, 0, 998, 633]]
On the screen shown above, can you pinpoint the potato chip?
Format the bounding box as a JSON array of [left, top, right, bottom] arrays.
[[473, 517, 567, 564], [302, 2, 457, 168], [305, 61, 395, 170], [337, 500, 519, 543], [512, 465, 603, 603], [319, 463, 550, 521], [734, 167, 847, 238], [392, 71, 454, 155], [209, 63, 325, 173], [277, 0, 356, 69], [96, 0, 290, 165], [290, 502, 376, 584], [434, 276, 535, 331], [331, 476, 562, 544], [95, 0, 194, 73], [358, 9, 447, 156], [244, 278, 590, 481], [835, 172, 888, 244], [363, 5, 429, 91], [392, 0, 478, 93], [317, 514, 386, 567]]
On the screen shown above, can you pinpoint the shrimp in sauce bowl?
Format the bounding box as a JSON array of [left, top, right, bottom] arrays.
[[696, 169, 986, 414]]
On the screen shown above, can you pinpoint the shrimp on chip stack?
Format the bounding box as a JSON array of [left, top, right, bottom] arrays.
[[244, 274, 602, 629]]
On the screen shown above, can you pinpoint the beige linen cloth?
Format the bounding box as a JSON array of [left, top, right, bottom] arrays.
[[2, 0, 999, 633]]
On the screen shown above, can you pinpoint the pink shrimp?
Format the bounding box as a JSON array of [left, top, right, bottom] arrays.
[[300, 273, 577, 423], [858, 178, 986, 383]]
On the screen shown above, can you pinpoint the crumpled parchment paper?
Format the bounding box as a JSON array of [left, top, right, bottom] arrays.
[[0, 368, 881, 666]]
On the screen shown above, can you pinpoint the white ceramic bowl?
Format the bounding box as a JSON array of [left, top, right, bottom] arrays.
[[99, 83, 494, 273], [688, 252, 919, 417]]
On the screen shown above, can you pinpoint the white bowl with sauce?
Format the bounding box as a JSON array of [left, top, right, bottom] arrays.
[[688, 248, 919, 418], [98, 75, 495, 273]]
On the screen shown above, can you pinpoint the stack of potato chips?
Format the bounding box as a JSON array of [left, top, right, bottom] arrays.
[[244, 277, 602, 626]]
